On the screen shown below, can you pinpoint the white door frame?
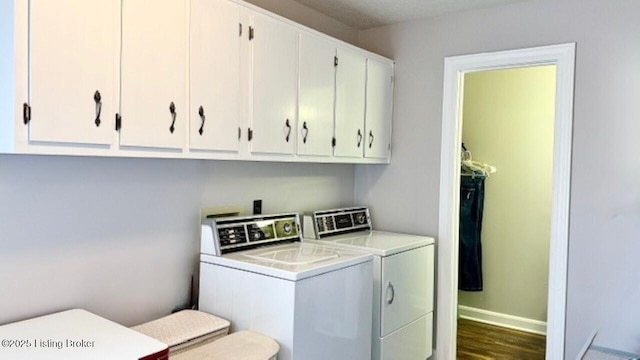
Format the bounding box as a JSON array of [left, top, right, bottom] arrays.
[[437, 43, 575, 360]]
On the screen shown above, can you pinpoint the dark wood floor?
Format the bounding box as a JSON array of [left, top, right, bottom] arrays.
[[457, 319, 546, 359]]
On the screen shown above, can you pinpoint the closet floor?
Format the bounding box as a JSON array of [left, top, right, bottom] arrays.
[[457, 318, 546, 359]]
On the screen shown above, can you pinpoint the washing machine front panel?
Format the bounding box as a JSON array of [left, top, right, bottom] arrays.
[[293, 260, 373, 360], [199, 262, 297, 359], [199, 253, 373, 360]]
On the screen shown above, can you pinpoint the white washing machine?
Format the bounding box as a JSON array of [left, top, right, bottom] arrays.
[[199, 213, 373, 360], [303, 207, 436, 360]]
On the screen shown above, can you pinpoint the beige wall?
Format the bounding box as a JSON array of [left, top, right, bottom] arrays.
[[458, 66, 556, 323], [355, 0, 640, 356]]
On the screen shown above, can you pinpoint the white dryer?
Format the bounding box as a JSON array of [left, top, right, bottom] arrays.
[[304, 207, 436, 360], [199, 213, 373, 360]]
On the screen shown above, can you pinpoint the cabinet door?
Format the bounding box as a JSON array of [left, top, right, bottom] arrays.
[[250, 13, 298, 155], [29, 0, 118, 145], [334, 48, 366, 158], [380, 246, 434, 337], [121, 0, 187, 149], [365, 59, 393, 159], [297, 33, 335, 157], [190, 0, 241, 152]]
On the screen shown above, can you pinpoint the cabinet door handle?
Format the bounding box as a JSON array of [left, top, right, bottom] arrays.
[[169, 102, 176, 134], [93, 90, 102, 127], [302, 122, 309, 144], [285, 119, 291, 142], [386, 282, 395, 305], [357, 129, 363, 148], [23, 103, 31, 125], [369, 130, 375, 148], [198, 106, 206, 135]]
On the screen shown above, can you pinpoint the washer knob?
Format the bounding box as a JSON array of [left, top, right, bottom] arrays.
[[283, 223, 292, 234], [356, 214, 366, 224], [253, 232, 262, 240]]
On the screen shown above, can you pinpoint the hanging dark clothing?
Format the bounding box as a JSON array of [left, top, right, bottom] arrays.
[[459, 175, 485, 291]]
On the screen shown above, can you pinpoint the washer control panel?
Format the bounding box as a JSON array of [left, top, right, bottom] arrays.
[[204, 214, 300, 255], [305, 207, 372, 239], [218, 225, 247, 247]]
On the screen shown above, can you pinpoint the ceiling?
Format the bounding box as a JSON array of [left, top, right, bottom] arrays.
[[290, 0, 529, 29]]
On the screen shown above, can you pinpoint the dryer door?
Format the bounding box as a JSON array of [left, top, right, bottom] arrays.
[[380, 245, 434, 336]]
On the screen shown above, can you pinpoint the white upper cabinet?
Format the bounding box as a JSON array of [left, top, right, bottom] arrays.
[[334, 48, 366, 158], [120, 0, 187, 150], [365, 58, 394, 159], [190, 0, 241, 152], [249, 12, 298, 155], [29, 0, 119, 145], [297, 33, 336, 157], [4, 0, 393, 163]]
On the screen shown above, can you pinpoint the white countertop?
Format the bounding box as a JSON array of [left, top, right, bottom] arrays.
[[0, 309, 168, 360]]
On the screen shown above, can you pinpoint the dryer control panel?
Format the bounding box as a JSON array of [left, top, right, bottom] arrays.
[[202, 213, 301, 255], [304, 207, 372, 239]]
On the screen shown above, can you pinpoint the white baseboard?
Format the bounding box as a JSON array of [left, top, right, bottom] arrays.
[[458, 305, 547, 335]]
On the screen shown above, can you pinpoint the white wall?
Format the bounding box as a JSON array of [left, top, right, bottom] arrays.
[[458, 66, 555, 323], [356, 0, 640, 356], [0, 156, 354, 326], [0, 1, 358, 327]]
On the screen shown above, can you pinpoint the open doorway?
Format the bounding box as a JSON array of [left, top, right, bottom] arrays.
[[436, 44, 576, 360], [456, 65, 556, 359]]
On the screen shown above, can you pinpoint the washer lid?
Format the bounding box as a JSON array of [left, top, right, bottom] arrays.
[[244, 246, 340, 265], [200, 243, 372, 281], [306, 230, 435, 257]]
